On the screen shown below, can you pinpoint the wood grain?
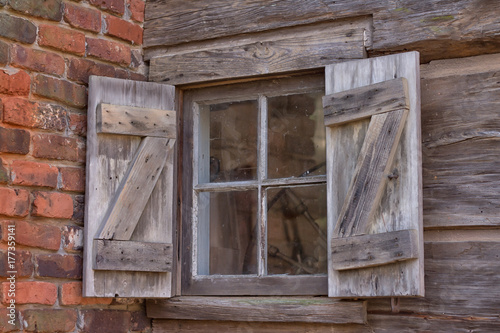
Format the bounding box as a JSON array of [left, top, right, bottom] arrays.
[[148, 297, 366, 324], [97, 103, 176, 138], [93, 239, 172, 272], [331, 229, 418, 271], [323, 78, 409, 126]]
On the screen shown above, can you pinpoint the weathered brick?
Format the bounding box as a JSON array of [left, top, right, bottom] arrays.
[[0, 158, 9, 184], [72, 194, 84, 223], [62, 225, 83, 251], [32, 191, 73, 218], [4, 220, 61, 250], [105, 15, 143, 45], [0, 188, 29, 217], [0, 69, 30, 96], [61, 282, 113, 305], [130, 71, 147, 81], [0, 40, 9, 65], [23, 309, 77, 332], [0, 127, 30, 154], [89, 0, 124, 15], [115, 68, 129, 79], [0, 308, 21, 331], [68, 57, 115, 85], [64, 2, 101, 33], [59, 167, 85, 192], [1, 281, 57, 305], [68, 113, 87, 136], [0, 249, 33, 277], [36, 254, 82, 279], [9, 0, 63, 21], [0, 13, 37, 44], [130, 49, 143, 68], [33, 75, 87, 108], [131, 310, 151, 332], [128, 0, 145, 23], [32, 133, 81, 162], [82, 310, 131, 333], [38, 24, 86, 56], [2, 98, 68, 131], [11, 160, 58, 188], [10, 44, 65, 76], [86, 37, 131, 66]]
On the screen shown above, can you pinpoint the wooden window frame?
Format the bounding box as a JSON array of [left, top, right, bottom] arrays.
[[180, 71, 329, 296]]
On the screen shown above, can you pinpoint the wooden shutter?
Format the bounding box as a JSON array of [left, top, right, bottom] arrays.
[[83, 77, 176, 298], [324, 52, 424, 297]]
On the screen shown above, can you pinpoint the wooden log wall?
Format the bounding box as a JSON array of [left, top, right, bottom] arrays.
[[143, 1, 500, 331]]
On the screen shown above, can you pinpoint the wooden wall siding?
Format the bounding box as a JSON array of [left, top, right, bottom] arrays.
[[420, 53, 500, 228], [149, 18, 370, 85], [144, 0, 500, 63]]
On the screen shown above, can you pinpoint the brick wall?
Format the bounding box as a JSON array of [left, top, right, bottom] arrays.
[[0, 0, 150, 332]]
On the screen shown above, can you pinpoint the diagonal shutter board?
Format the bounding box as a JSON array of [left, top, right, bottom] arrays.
[[84, 76, 176, 298], [324, 52, 424, 298]]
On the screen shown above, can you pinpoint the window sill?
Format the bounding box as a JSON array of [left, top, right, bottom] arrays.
[[146, 297, 367, 324]]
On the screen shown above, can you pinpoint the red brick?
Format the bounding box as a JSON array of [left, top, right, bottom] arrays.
[[4, 220, 61, 250], [64, 2, 101, 33], [33, 74, 87, 108], [89, 0, 125, 15], [38, 24, 86, 56], [59, 167, 85, 192], [36, 254, 82, 279], [0, 188, 29, 217], [61, 282, 113, 305], [105, 15, 143, 45], [0, 158, 9, 184], [86, 37, 131, 66], [11, 160, 58, 188], [0, 69, 30, 96], [82, 310, 131, 333], [115, 68, 129, 79], [10, 44, 65, 76], [0, 127, 30, 154], [62, 225, 83, 251], [2, 98, 68, 131], [1, 281, 57, 305], [69, 113, 87, 136], [23, 309, 77, 332], [9, 0, 63, 21], [128, 0, 145, 23], [68, 57, 115, 85], [0, 248, 33, 277], [130, 72, 147, 81], [32, 191, 73, 218], [131, 311, 151, 332], [32, 133, 82, 162], [0, 308, 21, 331]]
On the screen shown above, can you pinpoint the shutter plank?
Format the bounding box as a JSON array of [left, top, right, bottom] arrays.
[[331, 229, 418, 271], [94, 239, 172, 272], [98, 137, 171, 241], [323, 78, 409, 126], [97, 103, 176, 138]]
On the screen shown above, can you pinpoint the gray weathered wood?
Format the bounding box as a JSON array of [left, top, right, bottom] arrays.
[[84, 76, 176, 298], [325, 52, 423, 298], [98, 137, 172, 241], [331, 229, 418, 271], [97, 103, 176, 138], [323, 78, 409, 126], [147, 297, 366, 324], [149, 19, 367, 85], [93, 239, 172, 272], [332, 109, 408, 238]]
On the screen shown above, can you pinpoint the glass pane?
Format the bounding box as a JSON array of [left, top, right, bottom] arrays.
[[268, 93, 326, 179], [202, 100, 258, 183], [198, 190, 258, 275], [267, 184, 327, 275]]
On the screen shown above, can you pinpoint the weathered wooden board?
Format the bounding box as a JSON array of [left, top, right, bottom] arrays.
[[331, 229, 418, 271], [325, 52, 423, 297], [149, 18, 368, 85], [420, 54, 500, 228], [94, 239, 172, 272], [84, 76, 176, 298], [323, 78, 409, 126], [148, 297, 366, 324], [97, 103, 176, 138]]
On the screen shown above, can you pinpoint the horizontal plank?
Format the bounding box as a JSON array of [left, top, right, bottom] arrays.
[[323, 78, 409, 126], [93, 239, 172, 272], [194, 175, 326, 192], [147, 297, 366, 324], [97, 103, 176, 138], [331, 229, 418, 271]]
